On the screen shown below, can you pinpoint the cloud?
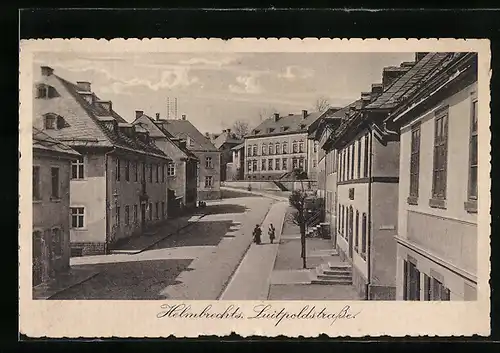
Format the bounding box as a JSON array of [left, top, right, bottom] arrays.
[[228, 75, 262, 94], [108, 68, 200, 92], [278, 65, 314, 80], [178, 57, 237, 68]]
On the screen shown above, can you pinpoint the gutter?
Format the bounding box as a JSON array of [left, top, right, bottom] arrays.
[[104, 147, 116, 254]]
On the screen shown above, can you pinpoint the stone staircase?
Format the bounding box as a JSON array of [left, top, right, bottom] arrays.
[[309, 260, 353, 285]]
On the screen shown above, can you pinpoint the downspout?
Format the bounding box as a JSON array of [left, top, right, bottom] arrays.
[[104, 148, 116, 254], [366, 127, 373, 300]]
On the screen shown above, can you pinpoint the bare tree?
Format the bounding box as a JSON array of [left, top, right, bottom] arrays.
[[288, 168, 310, 269], [257, 107, 278, 122], [232, 120, 250, 139], [314, 96, 330, 112]]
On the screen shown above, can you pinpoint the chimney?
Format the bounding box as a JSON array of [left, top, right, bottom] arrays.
[[274, 113, 280, 122], [227, 128, 231, 134], [135, 110, 144, 119], [382, 66, 409, 89], [360, 92, 372, 107], [98, 100, 112, 113], [222, 129, 226, 133], [288, 113, 294, 116], [41, 66, 54, 76], [415, 52, 429, 62], [182, 114, 186, 120], [76, 81, 91, 92], [156, 113, 160, 121], [400, 61, 416, 69], [302, 110, 308, 119]]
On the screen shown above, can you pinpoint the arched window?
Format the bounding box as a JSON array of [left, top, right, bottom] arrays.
[[269, 143, 274, 155], [275, 142, 281, 154], [292, 141, 298, 153], [282, 142, 288, 154]]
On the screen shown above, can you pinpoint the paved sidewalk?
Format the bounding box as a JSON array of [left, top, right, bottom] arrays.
[[220, 186, 289, 202], [109, 213, 206, 254], [219, 201, 288, 300], [33, 267, 99, 299]]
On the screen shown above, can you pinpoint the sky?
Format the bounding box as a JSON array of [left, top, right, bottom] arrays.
[[34, 52, 415, 134]]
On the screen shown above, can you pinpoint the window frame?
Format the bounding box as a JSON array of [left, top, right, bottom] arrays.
[[50, 166, 60, 200], [204, 175, 214, 188], [71, 156, 85, 180], [408, 122, 421, 205], [125, 160, 130, 182], [275, 158, 280, 171], [205, 157, 213, 169], [430, 106, 449, 207], [167, 162, 176, 176], [115, 158, 121, 181], [282, 158, 287, 170], [125, 205, 130, 226], [70, 206, 85, 229], [466, 94, 478, 213]]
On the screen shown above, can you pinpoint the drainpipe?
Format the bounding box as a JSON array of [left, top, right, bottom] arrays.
[[366, 128, 373, 301], [104, 148, 116, 254], [383, 121, 399, 138]]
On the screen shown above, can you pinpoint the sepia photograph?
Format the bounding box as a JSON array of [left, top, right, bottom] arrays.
[[19, 38, 491, 337]]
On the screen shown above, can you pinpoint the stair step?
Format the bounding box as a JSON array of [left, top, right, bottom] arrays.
[[328, 262, 352, 269], [317, 273, 352, 280], [311, 279, 352, 285]]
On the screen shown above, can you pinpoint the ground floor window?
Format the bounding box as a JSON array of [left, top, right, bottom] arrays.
[[125, 205, 130, 226], [155, 202, 159, 219], [161, 202, 165, 219], [205, 176, 214, 188], [149, 202, 153, 221], [133, 205, 138, 223], [403, 260, 421, 301], [70, 207, 85, 228], [423, 273, 451, 301]]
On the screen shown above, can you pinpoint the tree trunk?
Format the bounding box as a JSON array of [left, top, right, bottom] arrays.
[[300, 214, 307, 269]]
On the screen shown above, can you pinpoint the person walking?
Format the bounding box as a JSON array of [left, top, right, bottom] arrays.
[[253, 224, 262, 245], [268, 224, 276, 244]]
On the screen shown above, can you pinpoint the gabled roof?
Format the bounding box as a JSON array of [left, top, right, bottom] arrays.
[[33, 127, 80, 157], [247, 111, 324, 138], [159, 119, 219, 152], [365, 52, 464, 110], [231, 142, 245, 151], [212, 130, 243, 149], [33, 71, 169, 160]]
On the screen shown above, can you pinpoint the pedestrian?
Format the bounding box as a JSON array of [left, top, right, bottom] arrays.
[[253, 224, 262, 245], [268, 224, 276, 244]]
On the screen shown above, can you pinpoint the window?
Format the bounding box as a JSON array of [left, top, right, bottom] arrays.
[[148, 203, 153, 221], [282, 158, 287, 170], [125, 161, 130, 181], [361, 213, 367, 256], [298, 158, 304, 171], [268, 159, 273, 171], [188, 136, 194, 147], [167, 162, 175, 176], [133, 162, 138, 182], [51, 228, 62, 258], [161, 202, 165, 219], [275, 158, 280, 171], [252, 145, 257, 156], [205, 176, 214, 188], [125, 205, 130, 226], [269, 144, 274, 155], [140, 162, 145, 182], [205, 157, 213, 168], [71, 207, 85, 228], [161, 164, 165, 182], [292, 141, 298, 153], [283, 126, 289, 132], [115, 158, 121, 181], [133, 205, 138, 223], [252, 160, 258, 172], [44, 115, 56, 130], [149, 163, 153, 183], [116, 206, 121, 226], [33, 166, 41, 200], [338, 204, 342, 234], [432, 109, 449, 201], [423, 274, 451, 301], [71, 157, 84, 179], [155, 202, 159, 219], [403, 260, 420, 301], [409, 123, 421, 201], [247, 160, 252, 173], [154, 164, 159, 183], [364, 134, 370, 178], [468, 98, 478, 203], [262, 144, 267, 156], [276, 143, 281, 154], [355, 210, 359, 251], [51, 167, 59, 199], [262, 159, 267, 171], [283, 142, 288, 154], [299, 141, 304, 153], [313, 159, 317, 168], [292, 158, 298, 169], [350, 144, 355, 179], [314, 142, 318, 153], [37, 84, 49, 98], [357, 139, 361, 178], [343, 150, 347, 181]]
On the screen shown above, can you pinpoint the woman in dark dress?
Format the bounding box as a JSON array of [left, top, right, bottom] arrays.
[[253, 224, 262, 245]]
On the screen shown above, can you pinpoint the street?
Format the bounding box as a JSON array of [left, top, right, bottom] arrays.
[[51, 195, 276, 300]]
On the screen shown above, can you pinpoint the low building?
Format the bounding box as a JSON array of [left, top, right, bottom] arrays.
[[161, 115, 222, 200], [33, 66, 171, 256], [32, 128, 81, 287], [229, 142, 245, 180], [212, 129, 243, 181], [385, 52, 478, 300], [244, 110, 326, 180], [133, 111, 199, 212]]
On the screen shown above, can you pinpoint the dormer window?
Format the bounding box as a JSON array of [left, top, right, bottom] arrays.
[[300, 124, 306, 130], [254, 129, 261, 135], [282, 126, 289, 132], [36, 84, 57, 99], [43, 113, 67, 130], [268, 128, 275, 133], [187, 136, 195, 147]]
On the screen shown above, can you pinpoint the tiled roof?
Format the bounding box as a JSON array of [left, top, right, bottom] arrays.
[[212, 131, 243, 149], [231, 142, 245, 151], [160, 119, 219, 152], [33, 72, 169, 160], [33, 127, 80, 157], [365, 52, 464, 110], [247, 111, 324, 137]]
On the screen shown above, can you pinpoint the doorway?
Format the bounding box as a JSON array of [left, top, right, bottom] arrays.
[[141, 203, 146, 229]]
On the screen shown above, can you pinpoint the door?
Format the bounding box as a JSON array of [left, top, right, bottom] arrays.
[[348, 206, 354, 258], [141, 203, 146, 229]]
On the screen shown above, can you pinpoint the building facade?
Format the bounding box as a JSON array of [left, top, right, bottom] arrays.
[[33, 66, 171, 256], [161, 115, 222, 200], [133, 112, 199, 211], [386, 52, 478, 301], [228, 142, 245, 180], [244, 110, 325, 180], [212, 129, 243, 181], [32, 129, 81, 288]]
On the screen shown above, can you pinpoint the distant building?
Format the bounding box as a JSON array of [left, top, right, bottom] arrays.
[[244, 110, 327, 180], [212, 129, 243, 181], [33, 66, 171, 256], [385, 52, 478, 301], [132, 111, 199, 213], [32, 128, 80, 287], [161, 115, 222, 200], [229, 142, 245, 180]]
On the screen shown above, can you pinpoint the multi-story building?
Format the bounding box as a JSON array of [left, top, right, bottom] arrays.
[[33, 66, 171, 256], [32, 128, 81, 288], [385, 52, 478, 301], [244, 110, 326, 180], [228, 142, 245, 180], [133, 111, 199, 212], [212, 128, 243, 181], [161, 115, 222, 200]]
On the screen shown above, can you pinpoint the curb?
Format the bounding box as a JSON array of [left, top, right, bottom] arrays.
[[265, 204, 287, 300]]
